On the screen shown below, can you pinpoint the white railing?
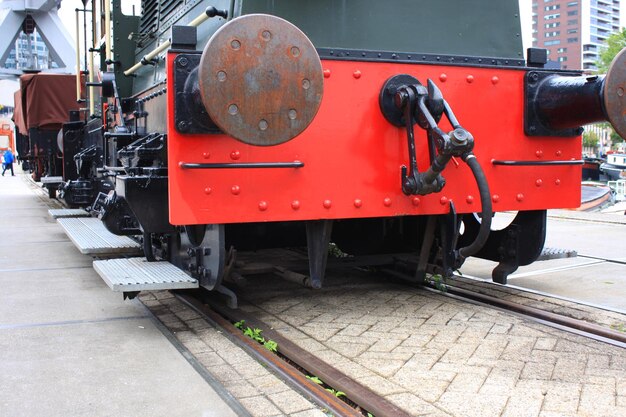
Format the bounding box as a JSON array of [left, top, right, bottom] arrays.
[[607, 179, 626, 202]]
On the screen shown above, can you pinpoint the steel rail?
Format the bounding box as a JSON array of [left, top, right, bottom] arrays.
[[384, 268, 626, 346], [177, 291, 414, 417], [175, 292, 362, 417], [442, 283, 626, 346]]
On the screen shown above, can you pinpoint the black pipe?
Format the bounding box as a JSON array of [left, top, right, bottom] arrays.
[[533, 74, 606, 130], [457, 154, 492, 260]]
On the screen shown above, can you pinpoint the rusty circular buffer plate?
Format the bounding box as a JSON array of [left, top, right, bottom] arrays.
[[198, 14, 324, 146], [604, 48, 626, 140]]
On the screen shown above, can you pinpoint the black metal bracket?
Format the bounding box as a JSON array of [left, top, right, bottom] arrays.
[[173, 54, 221, 134], [524, 70, 584, 137], [380, 74, 474, 196]]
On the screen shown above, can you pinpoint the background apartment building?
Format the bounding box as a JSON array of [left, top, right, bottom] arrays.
[[532, 0, 620, 70]]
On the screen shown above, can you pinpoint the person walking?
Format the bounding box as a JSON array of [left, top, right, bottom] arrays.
[[2, 148, 15, 176]]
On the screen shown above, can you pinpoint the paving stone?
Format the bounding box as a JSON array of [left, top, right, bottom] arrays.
[[390, 372, 450, 403], [521, 361, 555, 380], [337, 323, 370, 337], [357, 373, 406, 396], [534, 337, 557, 351], [438, 392, 508, 417], [501, 389, 544, 417], [446, 371, 488, 393], [231, 360, 271, 379], [246, 375, 292, 396], [289, 409, 329, 417], [552, 356, 587, 382], [541, 381, 582, 415], [331, 341, 370, 357], [239, 395, 282, 417], [268, 391, 318, 415], [299, 324, 341, 341], [361, 346, 413, 361], [223, 379, 260, 399], [207, 364, 243, 383], [354, 357, 405, 378], [220, 347, 256, 366], [386, 392, 451, 417]]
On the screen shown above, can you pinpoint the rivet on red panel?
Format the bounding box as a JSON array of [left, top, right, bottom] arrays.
[[291, 200, 300, 210], [231, 185, 241, 195], [466, 75, 474, 83], [203, 152, 211, 159], [555, 179, 561, 185], [492, 194, 500, 203], [516, 193, 525, 202], [440, 196, 449, 205], [258, 201, 268, 211], [230, 150, 241, 160], [439, 73, 447, 82], [466, 195, 474, 204], [323, 69, 331, 78], [491, 76, 499, 85], [204, 187, 212, 195], [412, 197, 420, 206], [535, 150, 543, 158], [353, 70, 361, 79], [536, 179, 543, 187], [354, 199, 362, 208], [556, 150, 562, 156], [383, 197, 392, 207], [323, 200, 332, 209]]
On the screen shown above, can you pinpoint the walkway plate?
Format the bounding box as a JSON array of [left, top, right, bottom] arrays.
[[57, 217, 141, 255], [48, 209, 91, 219], [40, 176, 63, 184], [94, 257, 198, 292]]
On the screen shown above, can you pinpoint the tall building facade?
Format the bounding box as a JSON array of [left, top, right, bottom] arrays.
[[532, 0, 620, 71]]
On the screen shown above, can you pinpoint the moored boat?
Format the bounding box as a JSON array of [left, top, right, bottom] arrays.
[[600, 153, 626, 180]]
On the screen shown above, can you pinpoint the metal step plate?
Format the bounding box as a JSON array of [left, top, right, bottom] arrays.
[[48, 209, 91, 219], [93, 257, 198, 292], [40, 176, 63, 184], [538, 247, 578, 261], [57, 217, 141, 255]]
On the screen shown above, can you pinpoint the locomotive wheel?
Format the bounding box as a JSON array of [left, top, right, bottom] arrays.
[[198, 14, 324, 146], [170, 225, 226, 291]]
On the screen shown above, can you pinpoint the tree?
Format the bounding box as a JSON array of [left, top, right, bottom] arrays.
[[582, 130, 599, 148], [596, 28, 626, 73]]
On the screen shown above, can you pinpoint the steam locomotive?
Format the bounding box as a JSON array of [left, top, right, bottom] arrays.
[[55, 0, 626, 302]]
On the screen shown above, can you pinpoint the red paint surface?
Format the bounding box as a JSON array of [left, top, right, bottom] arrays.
[[167, 53, 581, 225]]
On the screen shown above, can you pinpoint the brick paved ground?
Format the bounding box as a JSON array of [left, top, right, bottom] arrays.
[[233, 269, 626, 417]]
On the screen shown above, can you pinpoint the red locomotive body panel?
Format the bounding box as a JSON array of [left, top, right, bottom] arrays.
[[167, 53, 581, 225]]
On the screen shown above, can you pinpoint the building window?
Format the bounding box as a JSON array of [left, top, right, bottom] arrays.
[[567, 37, 578, 43], [557, 47, 568, 53], [568, 29, 578, 34], [545, 13, 560, 19], [568, 19, 577, 24], [567, 1, 578, 6], [558, 56, 568, 62], [545, 22, 560, 28], [545, 40, 561, 46], [545, 4, 560, 10], [567, 10, 578, 15], [545, 31, 561, 37]]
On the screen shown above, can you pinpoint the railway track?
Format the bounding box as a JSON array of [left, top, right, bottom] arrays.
[[161, 257, 626, 417], [380, 268, 626, 347], [175, 290, 413, 417]]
